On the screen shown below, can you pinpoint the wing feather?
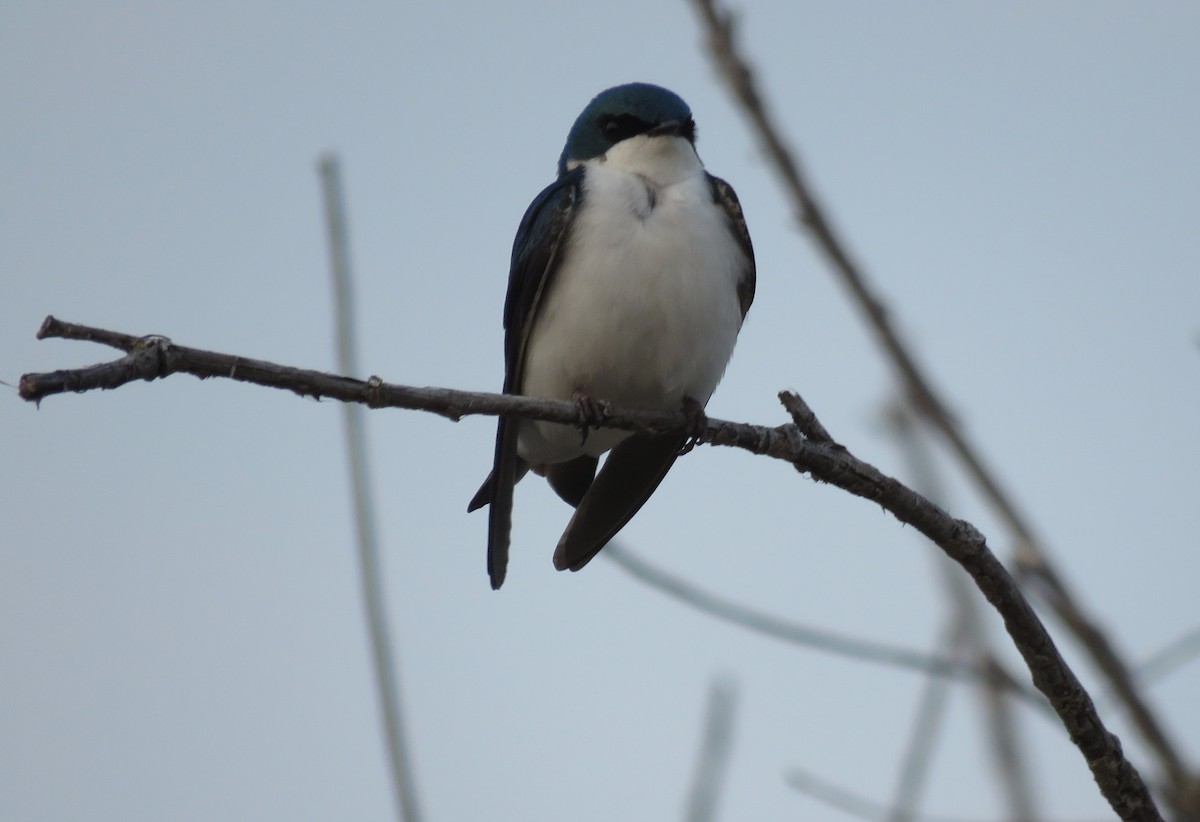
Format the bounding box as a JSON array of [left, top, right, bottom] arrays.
[[471, 168, 585, 589], [708, 173, 755, 319]]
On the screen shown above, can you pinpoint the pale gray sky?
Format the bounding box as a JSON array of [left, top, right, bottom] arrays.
[[3, 3, 1198, 820]]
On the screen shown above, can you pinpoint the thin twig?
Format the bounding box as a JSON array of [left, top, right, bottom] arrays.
[[887, 403, 1038, 820], [789, 766, 991, 822], [886, 405, 964, 822], [319, 155, 422, 822], [19, 323, 1164, 820], [1137, 626, 1200, 687], [18, 316, 691, 428], [1023, 567, 1192, 806], [788, 768, 1107, 822], [887, 619, 967, 822], [682, 677, 738, 822], [686, 0, 1192, 810], [1093, 625, 1200, 712], [604, 542, 1045, 708], [779, 390, 834, 444]]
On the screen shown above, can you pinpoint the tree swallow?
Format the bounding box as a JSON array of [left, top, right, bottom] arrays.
[[468, 82, 755, 589]]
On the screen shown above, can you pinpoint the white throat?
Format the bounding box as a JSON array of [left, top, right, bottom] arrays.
[[568, 134, 704, 188]]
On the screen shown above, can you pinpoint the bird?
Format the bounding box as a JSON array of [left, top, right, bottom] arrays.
[[468, 82, 755, 589]]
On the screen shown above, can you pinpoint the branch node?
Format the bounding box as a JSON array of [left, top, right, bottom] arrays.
[[130, 336, 172, 382], [365, 375, 386, 409]]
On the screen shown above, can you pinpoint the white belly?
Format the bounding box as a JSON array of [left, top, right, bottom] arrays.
[[518, 164, 746, 468]]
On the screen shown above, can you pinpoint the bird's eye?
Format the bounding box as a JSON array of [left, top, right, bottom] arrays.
[[597, 114, 650, 142]]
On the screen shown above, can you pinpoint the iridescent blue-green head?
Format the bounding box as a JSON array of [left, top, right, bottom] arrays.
[[557, 83, 695, 177]]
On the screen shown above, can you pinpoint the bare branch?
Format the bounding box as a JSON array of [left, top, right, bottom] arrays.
[[605, 542, 1045, 710], [788, 767, 1107, 822], [790, 766, 985, 822], [1021, 563, 1193, 805], [685, 0, 1026, 576], [686, 0, 1192, 809], [887, 402, 1038, 820], [20, 321, 1163, 820], [320, 155, 422, 822], [778, 390, 834, 444], [887, 619, 967, 822], [682, 677, 738, 822], [19, 316, 683, 430], [1137, 625, 1200, 687]]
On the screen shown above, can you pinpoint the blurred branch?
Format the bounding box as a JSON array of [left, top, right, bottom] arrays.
[[887, 619, 966, 822], [20, 323, 1162, 820], [887, 402, 1037, 820], [1022, 564, 1192, 811], [686, 0, 1193, 811], [788, 768, 1106, 822], [683, 677, 738, 822], [885, 406, 962, 822], [789, 766, 980, 822], [977, 657, 1036, 822], [1095, 624, 1200, 714], [319, 155, 422, 822], [605, 542, 1044, 709], [1137, 625, 1200, 687], [883, 406, 959, 822]]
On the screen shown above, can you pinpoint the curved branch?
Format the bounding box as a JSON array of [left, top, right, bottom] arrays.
[[686, 0, 1190, 807], [19, 317, 1163, 821], [604, 542, 1047, 712]]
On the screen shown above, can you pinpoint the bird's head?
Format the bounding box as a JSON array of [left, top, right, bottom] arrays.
[[558, 83, 696, 177]]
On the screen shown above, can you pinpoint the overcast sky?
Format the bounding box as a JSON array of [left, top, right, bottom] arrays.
[[3, 3, 1198, 820]]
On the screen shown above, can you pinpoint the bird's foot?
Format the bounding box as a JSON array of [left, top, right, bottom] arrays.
[[572, 390, 609, 446], [678, 396, 708, 455]]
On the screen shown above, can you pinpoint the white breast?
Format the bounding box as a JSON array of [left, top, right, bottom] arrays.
[[517, 136, 747, 468]]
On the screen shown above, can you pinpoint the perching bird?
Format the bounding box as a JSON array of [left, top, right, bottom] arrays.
[[468, 82, 755, 589]]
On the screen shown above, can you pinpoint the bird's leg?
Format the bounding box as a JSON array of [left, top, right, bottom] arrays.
[[678, 396, 708, 454], [572, 389, 609, 446]]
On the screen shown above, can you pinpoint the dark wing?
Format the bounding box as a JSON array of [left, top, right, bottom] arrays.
[[467, 167, 585, 590], [707, 173, 755, 319], [552, 433, 686, 573]]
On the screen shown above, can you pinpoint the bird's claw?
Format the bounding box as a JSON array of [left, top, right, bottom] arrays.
[[573, 390, 609, 445], [678, 396, 707, 455]]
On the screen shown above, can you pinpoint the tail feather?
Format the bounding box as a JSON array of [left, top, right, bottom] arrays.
[[552, 434, 684, 573]]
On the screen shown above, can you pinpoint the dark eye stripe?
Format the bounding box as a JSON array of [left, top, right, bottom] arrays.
[[597, 113, 651, 142]]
